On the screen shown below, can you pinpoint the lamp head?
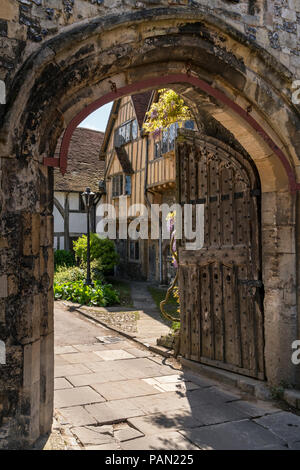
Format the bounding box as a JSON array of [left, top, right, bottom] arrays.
[[82, 187, 95, 209]]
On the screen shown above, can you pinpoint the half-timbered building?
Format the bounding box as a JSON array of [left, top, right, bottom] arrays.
[[100, 92, 195, 283], [54, 128, 105, 252]]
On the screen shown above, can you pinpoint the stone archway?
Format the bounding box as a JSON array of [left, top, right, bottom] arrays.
[[1, 8, 300, 448]]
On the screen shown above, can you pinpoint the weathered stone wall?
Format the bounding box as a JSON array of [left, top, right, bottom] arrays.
[[1, 0, 300, 90], [0, 156, 54, 448]]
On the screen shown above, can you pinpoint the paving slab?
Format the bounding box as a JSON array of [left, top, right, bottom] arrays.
[[85, 399, 145, 424], [85, 360, 139, 375], [89, 362, 161, 380], [72, 343, 108, 352], [120, 431, 200, 450], [133, 392, 191, 415], [54, 378, 73, 390], [54, 363, 92, 378], [114, 426, 144, 442], [102, 357, 178, 380], [57, 406, 97, 426], [93, 349, 135, 361], [67, 370, 128, 387], [180, 420, 286, 450], [187, 386, 241, 406], [55, 356, 71, 366], [55, 386, 105, 408], [90, 379, 160, 400], [128, 410, 202, 434], [191, 402, 255, 426], [71, 426, 114, 446], [254, 412, 300, 445], [229, 400, 280, 419], [55, 345, 78, 355], [59, 352, 104, 364], [124, 347, 152, 358]]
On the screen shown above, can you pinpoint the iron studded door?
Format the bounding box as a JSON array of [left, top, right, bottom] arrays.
[[176, 131, 264, 380]]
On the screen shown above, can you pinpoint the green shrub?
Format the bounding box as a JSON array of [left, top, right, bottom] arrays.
[[54, 249, 75, 270], [90, 259, 106, 282], [73, 234, 119, 274], [54, 265, 85, 284], [54, 280, 120, 307]]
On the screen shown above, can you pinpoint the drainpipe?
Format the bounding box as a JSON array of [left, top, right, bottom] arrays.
[[144, 134, 151, 281], [144, 133, 151, 209], [159, 217, 163, 284]]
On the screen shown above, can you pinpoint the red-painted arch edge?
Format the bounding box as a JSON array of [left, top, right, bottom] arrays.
[[43, 73, 300, 193]]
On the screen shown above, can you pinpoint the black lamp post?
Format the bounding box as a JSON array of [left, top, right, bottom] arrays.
[[82, 187, 95, 286]]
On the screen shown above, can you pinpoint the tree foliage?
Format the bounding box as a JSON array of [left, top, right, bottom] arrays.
[[143, 89, 192, 135]]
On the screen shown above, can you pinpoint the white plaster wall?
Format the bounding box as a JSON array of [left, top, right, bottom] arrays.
[[69, 212, 87, 233], [69, 193, 80, 211], [55, 192, 65, 207], [60, 237, 64, 250], [53, 205, 64, 233]]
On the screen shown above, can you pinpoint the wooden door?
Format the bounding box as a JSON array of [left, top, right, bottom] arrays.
[[176, 131, 265, 380]]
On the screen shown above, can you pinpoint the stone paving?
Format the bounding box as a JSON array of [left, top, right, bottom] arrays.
[[52, 302, 300, 450]]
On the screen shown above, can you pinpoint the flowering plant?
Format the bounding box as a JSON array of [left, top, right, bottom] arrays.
[[166, 211, 178, 268], [143, 89, 191, 136]]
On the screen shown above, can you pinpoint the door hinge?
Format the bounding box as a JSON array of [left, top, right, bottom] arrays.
[[238, 279, 263, 288]]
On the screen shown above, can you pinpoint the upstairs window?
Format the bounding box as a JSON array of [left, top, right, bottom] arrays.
[[112, 174, 132, 197], [154, 121, 194, 159], [114, 119, 138, 148]]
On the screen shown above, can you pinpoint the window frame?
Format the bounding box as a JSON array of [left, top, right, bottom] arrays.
[[114, 119, 139, 148], [128, 239, 140, 262], [111, 173, 132, 198], [153, 121, 195, 159]]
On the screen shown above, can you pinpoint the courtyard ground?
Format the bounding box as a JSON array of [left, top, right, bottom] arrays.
[[43, 299, 300, 450]]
